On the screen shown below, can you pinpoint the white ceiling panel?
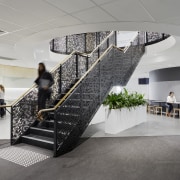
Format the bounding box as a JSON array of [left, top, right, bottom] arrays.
[[101, 0, 154, 21], [0, 33, 22, 43], [49, 15, 83, 27], [159, 17, 180, 26], [73, 7, 115, 23], [0, 4, 52, 27], [0, 0, 65, 19], [140, 0, 180, 21], [0, 39, 15, 45], [45, 0, 95, 13], [13, 29, 36, 37], [0, 20, 22, 32], [27, 23, 60, 33]]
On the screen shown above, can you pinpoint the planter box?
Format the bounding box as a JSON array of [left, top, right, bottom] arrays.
[[105, 106, 146, 134]]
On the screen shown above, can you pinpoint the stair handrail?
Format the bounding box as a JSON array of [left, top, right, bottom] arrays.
[[38, 32, 141, 115], [38, 44, 124, 115], [1, 31, 138, 110], [0, 40, 122, 110], [9, 31, 115, 108]]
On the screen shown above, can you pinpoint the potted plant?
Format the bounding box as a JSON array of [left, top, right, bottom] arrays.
[[103, 88, 147, 134]]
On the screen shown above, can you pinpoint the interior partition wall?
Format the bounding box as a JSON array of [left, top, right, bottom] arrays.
[[149, 67, 180, 101]]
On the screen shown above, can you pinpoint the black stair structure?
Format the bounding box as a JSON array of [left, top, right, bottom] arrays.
[[10, 31, 145, 157]]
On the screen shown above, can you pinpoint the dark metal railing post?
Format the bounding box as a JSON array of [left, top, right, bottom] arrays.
[[96, 32, 100, 46], [99, 62, 101, 104], [146, 32, 148, 44], [96, 32, 98, 46], [52, 39, 55, 52], [59, 65, 62, 94], [107, 38, 109, 48], [10, 106, 13, 145], [162, 33, 165, 40], [138, 32, 140, 46], [86, 56, 89, 71], [76, 54, 79, 78], [131, 42, 133, 67], [115, 31, 117, 46], [98, 47, 100, 58], [80, 85, 82, 126], [66, 36, 68, 54], [84, 33, 87, 53]]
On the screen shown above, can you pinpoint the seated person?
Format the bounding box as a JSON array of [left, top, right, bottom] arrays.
[[166, 91, 176, 116]]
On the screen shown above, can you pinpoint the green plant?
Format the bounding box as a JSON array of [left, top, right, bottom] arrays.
[[103, 88, 147, 110]]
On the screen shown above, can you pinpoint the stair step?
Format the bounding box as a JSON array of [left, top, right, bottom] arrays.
[[57, 114, 80, 122], [58, 120, 78, 127], [45, 119, 78, 128], [48, 112, 55, 119], [30, 127, 54, 138], [59, 106, 84, 114], [21, 134, 54, 150], [66, 99, 93, 107], [57, 129, 70, 137], [44, 120, 54, 128]]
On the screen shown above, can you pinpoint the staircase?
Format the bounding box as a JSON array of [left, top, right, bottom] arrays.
[[11, 31, 145, 157]]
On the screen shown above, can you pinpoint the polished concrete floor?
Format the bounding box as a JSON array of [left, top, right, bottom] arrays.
[[82, 114, 180, 137], [2, 113, 180, 139], [1, 113, 180, 180]]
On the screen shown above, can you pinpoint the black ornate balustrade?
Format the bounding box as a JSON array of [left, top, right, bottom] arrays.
[[11, 31, 115, 145], [50, 31, 111, 54], [11, 88, 37, 144], [50, 31, 170, 55], [138, 32, 170, 46], [53, 33, 145, 156], [11, 31, 145, 156]]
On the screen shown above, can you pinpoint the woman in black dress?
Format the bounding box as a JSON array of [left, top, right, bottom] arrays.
[[35, 62, 54, 120]]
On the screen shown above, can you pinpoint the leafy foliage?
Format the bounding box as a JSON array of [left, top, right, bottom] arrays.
[[103, 88, 147, 110]]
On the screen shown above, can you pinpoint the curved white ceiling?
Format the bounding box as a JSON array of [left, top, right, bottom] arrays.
[[0, 0, 180, 72], [0, 0, 179, 44]]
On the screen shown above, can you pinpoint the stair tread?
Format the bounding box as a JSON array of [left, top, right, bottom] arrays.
[[62, 105, 81, 108], [68, 99, 93, 101], [46, 119, 78, 125], [22, 134, 54, 144], [57, 113, 80, 116], [30, 127, 54, 132]]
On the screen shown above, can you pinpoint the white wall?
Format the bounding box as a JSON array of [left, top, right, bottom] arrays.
[[149, 81, 180, 101], [5, 88, 29, 103], [0, 45, 68, 103], [125, 76, 149, 99], [124, 36, 176, 101]]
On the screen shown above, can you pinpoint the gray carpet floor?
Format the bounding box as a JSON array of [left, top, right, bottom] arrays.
[[0, 136, 180, 180]]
